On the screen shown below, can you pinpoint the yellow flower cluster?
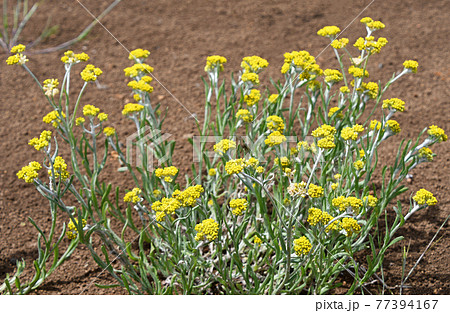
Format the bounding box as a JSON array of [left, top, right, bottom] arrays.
[[413, 189, 437, 206], [17, 161, 41, 183], [312, 124, 336, 149], [172, 185, 204, 207], [75, 117, 85, 126], [266, 115, 285, 132], [293, 236, 312, 256], [382, 98, 405, 112], [50, 156, 70, 180], [428, 125, 447, 142], [244, 89, 261, 106], [152, 197, 182, 221], [129, 48, 150, 60], [61, 50, 89, 64], [353, 160, 365, 171], [6, 44, 28, 65], [124, 187, 142, 203], [348, 65, 369, 78], [128, 79, 154, 93], [332, 196, 363, 212], [268, 94, 279, 104], [83, 104, 100, 117], [324, 69, 343, 83], [264, 131, 286, 147], [155, 166, 178, 183], [307, 207, 323, 226], [225, 158, 245, 175], [98, 112, 108, 122], [253, 235, 262, 247], [386, 120, 401, 134], [236, 109, 253, 122], [124, 63, 154, 77], [29, 130, 52, 151], [122, 103, 144, 116], [341, 217, 361, 236], [307, 208, 340, 232], [403, 60, 419, 73], [66, 218, 87, 240], [363, 195, 378, 207], [80, 64, 102, 82], [103, 127, 116, 137], [241, 72, 260, 85], [370, 119, 382, 130], [340, 86, 350, 93], [274, 156, 290, 168], [360, 17, 385, 30], [331, 38, 349, 49], [208, 168, 217, 176], [354, 36, 388, 54], [418, 147, 433, 161], [43, 79, 59, 97], [328, 107, 343, 118], [241, 56, 269, 73], [213, 139, 236, 155], [341, 124, 364, 141], [246, 157, 259, 168], [308, 183, 324, 198], [287, 181, 307, 198], [281, 50, 322, 79], [195, 218, 219, 241], [43, 110, 66, 128], [205, 55, 227, 72], [317, 26, 341, 37], [360, 82, 379, 99], [229, 198, 248, 216]]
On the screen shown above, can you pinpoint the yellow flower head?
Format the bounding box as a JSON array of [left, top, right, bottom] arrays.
[[50, 156, 70, 180], [403, 60, 419, 73], [225, 158, 245, 175], [328, 107, 343, 118], [6, 45, 29, 65], [348, 65, 369, 78], [122, 103, 144, 116], [61, 50, 89, 64], [124, 63, 154, 77], [124, 187, 142, 204], [17, 161, 41, 183], [80, 64, 102, 82], [265, 131, 286, 147], [152, 197, 182, 221], [129, 48, 150, 60], [229, 198, 248, 216], [43, 79, 59, 97], [11, 44, 26, 54], [331, 38, 349, 49], [128, 80, 154, 93], [293, 236, 312, 256], [418, 147, 433, 161], [428, 125, 447, 142], [66, 218, 87, 239], [360, 81, 379, 99], [363, 195, 378, 207], [341, 217, 361, 236], [253, 235, 262, 247], [236, 109, 253, 122], [173, 185, 204, 207], [103, 127, 116, 137], [195, 218, 219, 241], [266, 115, 285, 132], [213, 139, 236, 155], [324, 69, 343, 84], [241, 56, 269, 73], [43, 110, 66, 128], [413, 189, 437, 206], [307, 207, 323, 226], [155, 166, 178, 183], [340, 86, 350, 94], [28, 130, 52, 151], [386, 120, 401, 134], [353, 160, 365, 171], [83, 104, 100, 117], [268, 94, 279, 104], [317, 26, 341, 37], [308, 183, 324, 198], [244, 89, 261, 106], [205, 55, 227, 72], [370, 119, 382, 130], [98, 112, 108, 122], [241, 72, 260, 85], [382, 98, 405, 112], [208, 168, 217, 176]]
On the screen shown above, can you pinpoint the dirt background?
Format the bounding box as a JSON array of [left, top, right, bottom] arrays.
[[0, 0, 449, 294]]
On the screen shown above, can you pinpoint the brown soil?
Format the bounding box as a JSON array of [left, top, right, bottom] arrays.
[[0, 0, 449, 295]]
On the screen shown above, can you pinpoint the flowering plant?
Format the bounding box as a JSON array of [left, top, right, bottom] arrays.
[[2, 17, 446, 294]]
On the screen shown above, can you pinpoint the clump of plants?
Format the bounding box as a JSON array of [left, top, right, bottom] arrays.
[[2, 17, 447, 294]]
